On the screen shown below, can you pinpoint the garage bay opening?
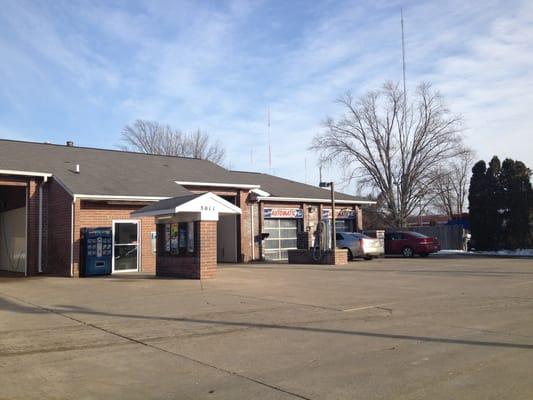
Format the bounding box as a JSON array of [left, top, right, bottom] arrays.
[[0, 185, 27, 275]]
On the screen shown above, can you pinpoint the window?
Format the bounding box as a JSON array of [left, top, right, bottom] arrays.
[[151, 232, 157, 254], [165, 225, 171, 252], [187, 222, 195, 253], [408, 231, 428, 239], [170, 224, 178, 253], [164, 222, 196, 255], [391, 232, 405, 240], [335, 219, 354, 233]]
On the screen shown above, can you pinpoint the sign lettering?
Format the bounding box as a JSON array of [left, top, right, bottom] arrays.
[[322, 208, 356, 219], [264, 208, 303, 219]]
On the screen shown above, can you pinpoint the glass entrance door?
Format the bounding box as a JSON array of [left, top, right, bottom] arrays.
[[113, 221, 139, 272]]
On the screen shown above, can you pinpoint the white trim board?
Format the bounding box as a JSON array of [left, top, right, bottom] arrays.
[[0, 169, 52, 178], [132, 192, 242, 219], [74, 194, 169, 201], [176, 181, 260, 189], [256, 196, 376, 205]]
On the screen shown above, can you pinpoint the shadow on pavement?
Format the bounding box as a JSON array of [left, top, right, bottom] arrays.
[[1, 295, 532, 351]]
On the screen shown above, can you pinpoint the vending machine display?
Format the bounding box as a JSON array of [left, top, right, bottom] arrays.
[[81, 227, 113, 276]]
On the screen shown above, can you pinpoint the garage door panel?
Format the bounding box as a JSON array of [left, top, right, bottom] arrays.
[[263, 218, 298, 261]]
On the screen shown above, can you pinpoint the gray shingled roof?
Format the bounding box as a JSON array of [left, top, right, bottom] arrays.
[[228, 170, 364, 202], [0, 139, 368, 203]]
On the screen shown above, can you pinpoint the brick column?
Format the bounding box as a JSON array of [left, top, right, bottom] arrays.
[[355, 205, 363, 231], [237, 190, 251, 262], [198, 220, 217, 279], [26, 178, 40, 276]]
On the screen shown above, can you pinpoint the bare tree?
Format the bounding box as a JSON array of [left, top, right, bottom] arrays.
[[184, 129, 226, 165], [429, 149, 474, 218], [311, 82, 465, 227], [121, 120, 226, 165]]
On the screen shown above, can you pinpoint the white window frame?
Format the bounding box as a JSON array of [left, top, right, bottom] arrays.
[[112, 219, 141, 273]]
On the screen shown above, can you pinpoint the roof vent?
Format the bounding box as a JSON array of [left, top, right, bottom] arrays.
[[75, 164, 80, 174], [66, 141, 74, 147]]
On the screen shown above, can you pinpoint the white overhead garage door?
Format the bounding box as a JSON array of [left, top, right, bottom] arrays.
[[262, 208, 303, 262]]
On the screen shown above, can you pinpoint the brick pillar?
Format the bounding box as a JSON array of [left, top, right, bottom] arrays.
[[355, 205, 363, 231], [26, 178, 40, 276], [237, 190, 251, 262], [198, 220, 217, 279]]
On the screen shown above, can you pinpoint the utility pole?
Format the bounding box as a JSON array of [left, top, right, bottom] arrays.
[[331, 182, 336, 251], [401, 7, 408, 135], [320, 181, 336, 251]]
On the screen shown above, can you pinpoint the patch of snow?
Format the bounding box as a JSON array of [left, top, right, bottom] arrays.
[[437, 250, 468, 254], [478, 249, 533, 256]]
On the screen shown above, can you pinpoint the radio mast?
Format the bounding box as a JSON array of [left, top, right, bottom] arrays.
[[267, 106, 272, 174], [401, 8, 407, 132]]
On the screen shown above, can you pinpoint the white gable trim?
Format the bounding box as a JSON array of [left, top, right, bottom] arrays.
[[0, 169, 52, 178], [132, 192, 241, 220], [256, 196, 376, 205], [176, 180, 260, 189]]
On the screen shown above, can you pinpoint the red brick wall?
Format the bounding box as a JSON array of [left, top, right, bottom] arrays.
[[72, 201, 156, 277], [287, 249, 348, 265], [157, 255, 199, 278], [45, 179, 73, 276], [198, 220, 217, 278]]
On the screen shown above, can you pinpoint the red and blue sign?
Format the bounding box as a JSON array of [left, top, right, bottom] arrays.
[[264, 208, 304, 219]]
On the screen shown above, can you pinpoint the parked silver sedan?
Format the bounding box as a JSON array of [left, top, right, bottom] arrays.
[[336, 232, 385, 260]]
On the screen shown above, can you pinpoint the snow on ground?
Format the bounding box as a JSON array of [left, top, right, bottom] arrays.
[[437, 249, 533, 257], [438, 250, 468, 255], [480, 249, 533, 256]]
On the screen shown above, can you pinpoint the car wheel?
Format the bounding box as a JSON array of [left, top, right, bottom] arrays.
[[420, 253, 429, 257], [346, 249, 353, 261], [402, 246, 414, 258], [363, 256, 372, 261]]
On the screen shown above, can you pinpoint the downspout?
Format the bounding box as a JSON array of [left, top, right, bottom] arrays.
[[37, 176, 48, 273], [250, 203, 255, 261]]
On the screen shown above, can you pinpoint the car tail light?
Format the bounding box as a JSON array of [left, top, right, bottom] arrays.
[[359, 238, 364, 248]]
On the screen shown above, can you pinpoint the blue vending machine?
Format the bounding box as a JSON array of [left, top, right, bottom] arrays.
[[81, 227, 113, 276]]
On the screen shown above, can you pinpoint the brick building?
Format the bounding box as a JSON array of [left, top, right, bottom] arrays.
[[0, 139, 373, 277]]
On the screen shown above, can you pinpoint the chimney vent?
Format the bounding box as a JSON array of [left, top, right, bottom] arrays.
[[75, 164, 80, 173], [66, 141, 74, 147]]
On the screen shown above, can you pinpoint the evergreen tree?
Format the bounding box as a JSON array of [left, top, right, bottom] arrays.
[[500, 159, 532, 248], [485, 156, 503, 249], [469, 156, 532, 251], [468, 160, 489, 250]]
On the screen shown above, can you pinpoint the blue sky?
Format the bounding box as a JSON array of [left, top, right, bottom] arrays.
[[1, 0, 532, 193]]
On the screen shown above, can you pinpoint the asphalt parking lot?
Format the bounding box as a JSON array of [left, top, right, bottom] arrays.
[[1, 256, 533, 400]]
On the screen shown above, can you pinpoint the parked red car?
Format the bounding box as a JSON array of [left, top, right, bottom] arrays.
[[384, 231, 441, 257]]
